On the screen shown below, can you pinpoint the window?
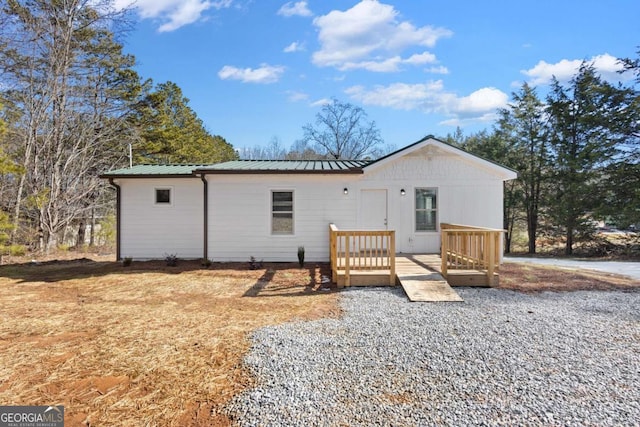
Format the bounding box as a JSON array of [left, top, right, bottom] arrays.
[[272, 191, 293, 234], [155, 188, 171, 205], [416, 188, 437, 231]]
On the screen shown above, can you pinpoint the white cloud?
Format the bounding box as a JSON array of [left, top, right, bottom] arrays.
[[345, 81, 508, 125], [212, 0, 233, 8], [521, 53, 629, 85], [218, 64, 285, 84], [425, 65, 449, 74], [278, 1, 312, 17], [340, 51, 439, 73], [310, 98, 332, 107], [312, 0, 451, 72], [114, 0, 235, 32], [405, 52, 437, 65], [283, 41, 304, 53], [345, 81, 444, 110], [286, 91, 309, 102], [453, 87, 508, 115]]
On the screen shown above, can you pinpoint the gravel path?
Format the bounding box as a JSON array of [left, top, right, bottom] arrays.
[[226, 288, 640, 426]]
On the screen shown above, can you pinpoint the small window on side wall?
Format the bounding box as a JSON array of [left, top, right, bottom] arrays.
[[272, 191, 294, 235], [416, 188, 437, 231], [155, 188, 171, 205]]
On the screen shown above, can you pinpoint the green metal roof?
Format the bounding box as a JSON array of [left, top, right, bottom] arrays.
[[197, 160, 369, 173], [100, 160, 369, 178], [100, 164, 211, 178]]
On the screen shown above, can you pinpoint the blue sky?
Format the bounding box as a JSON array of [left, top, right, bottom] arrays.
[[115, 0, 639, 152]]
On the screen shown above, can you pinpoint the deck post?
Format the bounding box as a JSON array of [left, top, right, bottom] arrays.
[[329, 224, 337, 284], [440, 229, 448, 279], [487, 231, 496, 286], [344, 233, 350, 287], [389, 231, 396, 285]]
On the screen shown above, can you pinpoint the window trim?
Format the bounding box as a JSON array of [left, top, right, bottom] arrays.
[[415, 187, 438, 232], [154, 187, 173, 206], [271, 190, 295, 235]]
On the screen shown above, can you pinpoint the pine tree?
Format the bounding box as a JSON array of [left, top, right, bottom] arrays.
[[130, 81, 237, 164], [546, 63, 638, 254], [497, 83, 549, 253]]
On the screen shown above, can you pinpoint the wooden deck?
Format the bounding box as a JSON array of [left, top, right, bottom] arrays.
[[333, 254, 499, 288], [329, 223, 502, 288], [403, 254, 499, 287]]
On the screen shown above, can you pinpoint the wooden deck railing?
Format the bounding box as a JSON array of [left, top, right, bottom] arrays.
[[440, 223, 504, 286], [329, 223, 396, 287]]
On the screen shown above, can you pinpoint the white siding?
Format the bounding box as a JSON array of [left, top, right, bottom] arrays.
[[205, 148, 507, 260], [361, 149, 506, 253], [115, 142, 512, 260], [207, 175, 357, 262], [119, 178, 204, 259]]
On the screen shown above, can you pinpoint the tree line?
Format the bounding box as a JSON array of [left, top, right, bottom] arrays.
[[0, 1, 637, 257], [0, 0, 236, 253], [446, 58, 639, 255]]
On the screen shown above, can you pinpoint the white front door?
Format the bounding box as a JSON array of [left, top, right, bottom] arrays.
[[359, 189, 388, 229]]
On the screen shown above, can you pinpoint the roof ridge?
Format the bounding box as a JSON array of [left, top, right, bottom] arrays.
[[233, 159, 363, 162]]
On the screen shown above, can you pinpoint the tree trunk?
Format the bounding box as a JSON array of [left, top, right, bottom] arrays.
[[527, 217, 537, 254], [77, 221, 85, 249], [89, 208, 95, 247], [565, 226, 574, 256], [10, 173, 26, 243], [37, 226, 44, 253], [504, 232, 512, 254]]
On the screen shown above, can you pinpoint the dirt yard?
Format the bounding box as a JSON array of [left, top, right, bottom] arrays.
[[0, 257, 339, 426], [0, 255, 637, 426]]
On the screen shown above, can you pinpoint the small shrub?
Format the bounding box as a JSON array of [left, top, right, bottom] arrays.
[[165, 253, 178, 267], [201, 258, 212, 268], [249, 256, 263, 270], [122, 257, 133, 267], [9, 244, 26, 256], [297, 246, 305, 267]]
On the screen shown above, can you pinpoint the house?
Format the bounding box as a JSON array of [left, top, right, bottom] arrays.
[[100, 137, 517, 262]]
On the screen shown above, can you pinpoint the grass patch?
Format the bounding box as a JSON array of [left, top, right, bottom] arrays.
[[0, 257, 339, 426]]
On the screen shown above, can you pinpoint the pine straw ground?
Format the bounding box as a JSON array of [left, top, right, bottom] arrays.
[[498, 262, 639, 293], [0, 257, 339, 426], [0, 255, 638, 426]]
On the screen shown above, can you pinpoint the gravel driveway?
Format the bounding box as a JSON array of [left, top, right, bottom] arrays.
[[226, 287, 640, 426]]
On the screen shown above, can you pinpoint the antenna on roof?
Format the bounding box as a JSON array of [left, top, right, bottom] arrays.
[[128, 143, 133, 168]]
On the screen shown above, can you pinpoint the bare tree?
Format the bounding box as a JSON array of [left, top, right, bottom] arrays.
[[285, 140, 325, 160], [238, 136, 287, 160], [0, 0, 140, 250], [301, 98, 384, 160]]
